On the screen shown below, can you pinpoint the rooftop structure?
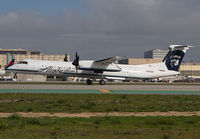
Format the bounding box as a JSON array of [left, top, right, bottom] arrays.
[[0, 48, 27, 54], [144, 49, 169, 59]]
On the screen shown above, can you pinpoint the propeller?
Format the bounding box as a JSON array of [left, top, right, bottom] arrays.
[[72, 52, 79, 73]]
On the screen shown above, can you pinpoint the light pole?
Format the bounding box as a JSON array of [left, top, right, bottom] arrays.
[[191, 60, 193, 83]]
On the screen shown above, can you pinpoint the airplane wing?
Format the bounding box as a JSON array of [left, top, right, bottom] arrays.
[[94, 56, 119, 64], [78, 56, 122, 73]]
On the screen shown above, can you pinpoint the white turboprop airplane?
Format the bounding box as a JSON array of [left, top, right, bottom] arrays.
[[5, 45, 192, 85]]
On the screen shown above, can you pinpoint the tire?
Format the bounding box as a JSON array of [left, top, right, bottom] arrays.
[[99, 80, 105, 85], [87, 79, 92, 85]]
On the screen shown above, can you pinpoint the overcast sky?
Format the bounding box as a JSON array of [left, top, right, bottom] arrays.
[[0, 0, 199, 61]]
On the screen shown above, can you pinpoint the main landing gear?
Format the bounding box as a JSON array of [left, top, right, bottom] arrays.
[[87, 79, 93, 85], [13, 74, 18, 79], [99, 79, 105, 85], [86, 79, 106, 85]]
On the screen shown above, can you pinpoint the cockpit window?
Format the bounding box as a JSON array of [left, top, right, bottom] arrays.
[[17, 61, 28, 64]]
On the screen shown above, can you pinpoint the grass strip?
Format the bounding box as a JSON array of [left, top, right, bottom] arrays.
[[1, 93, 200, 113], [1, 115, 200, 138]]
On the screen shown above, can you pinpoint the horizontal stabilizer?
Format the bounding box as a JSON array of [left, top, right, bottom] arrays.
[[169, 45, 194, 53]]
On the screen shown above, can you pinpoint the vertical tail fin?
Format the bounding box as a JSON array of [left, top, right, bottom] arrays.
[[5, 59, 15, 70], [163, 45, 193, 71]]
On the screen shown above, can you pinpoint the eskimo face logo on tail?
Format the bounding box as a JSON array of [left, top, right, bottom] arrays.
[[165, 50, 185, 71], [170, 55, 181, 67]]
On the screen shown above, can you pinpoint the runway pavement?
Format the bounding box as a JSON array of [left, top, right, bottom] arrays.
[[0, 83, 199, 91], [0, 83, 199, 95]]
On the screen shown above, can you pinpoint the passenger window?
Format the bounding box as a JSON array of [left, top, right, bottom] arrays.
[[18, 61, 28, 64]]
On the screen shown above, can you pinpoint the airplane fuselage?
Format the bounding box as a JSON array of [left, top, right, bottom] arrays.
[[6, 59, 179, 80]]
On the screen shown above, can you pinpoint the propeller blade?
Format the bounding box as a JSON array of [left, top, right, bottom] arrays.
[[76, 52, 78, 59], [72, 52, 79, 74]]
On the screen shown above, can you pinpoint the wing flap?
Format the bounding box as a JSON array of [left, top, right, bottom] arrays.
[[105, 76, 125, 80]]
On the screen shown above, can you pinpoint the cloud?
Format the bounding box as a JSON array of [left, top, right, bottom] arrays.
[[0, 0, 199, 61]]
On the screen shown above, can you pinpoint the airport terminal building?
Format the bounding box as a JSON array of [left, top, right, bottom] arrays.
[[144, 49, 169, 59]]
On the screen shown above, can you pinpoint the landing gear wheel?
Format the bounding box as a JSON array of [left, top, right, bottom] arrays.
[[13, 74, 17, 79], [99, 80, 105, 85], [87, 79, 92, 85]]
